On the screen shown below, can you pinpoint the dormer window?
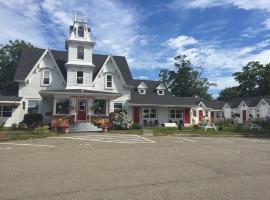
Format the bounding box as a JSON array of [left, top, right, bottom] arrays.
[[157, 90, 164, 95], [137, 82, 147, 94], [42, 70, 51, 85], [139, 89, 146, 94], [77, 46, 84, 59], [105, 74, 113, 88], [78, 26, 84, 37]]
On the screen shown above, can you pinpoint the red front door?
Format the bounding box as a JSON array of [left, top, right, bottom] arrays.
[[77, 100, 87, 121], [199, 110, 203, 122], [133, 107, 140, 124], [242, 110, 247, 123], [184, 108, 190, 124]]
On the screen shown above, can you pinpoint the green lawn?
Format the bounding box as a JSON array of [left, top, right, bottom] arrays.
[[152, 126, 270, 137], [108, 129, 143, 135], [0, 129, 61, 141]]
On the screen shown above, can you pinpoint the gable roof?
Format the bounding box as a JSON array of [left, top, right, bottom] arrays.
[[201, 100, 225, 110], [15, 47, 134, 85]]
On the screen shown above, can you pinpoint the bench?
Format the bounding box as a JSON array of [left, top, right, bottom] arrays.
[[163, 123, 178, 130]]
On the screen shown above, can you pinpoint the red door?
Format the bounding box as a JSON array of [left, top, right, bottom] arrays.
[[77, 100, 87, 121], [199, 110, 203, 122], [133, 107, 140, 124], [184, 108, 190, 124], [242, 110, 247, 123]]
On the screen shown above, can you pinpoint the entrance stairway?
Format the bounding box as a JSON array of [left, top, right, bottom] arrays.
[[69, 122, 102, 133]]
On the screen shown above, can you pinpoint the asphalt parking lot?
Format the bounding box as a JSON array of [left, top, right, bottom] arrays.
[[1, 134, 270, 200]]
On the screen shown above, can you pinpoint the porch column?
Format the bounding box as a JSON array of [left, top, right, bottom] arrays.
[[53, 98, 57, 115]]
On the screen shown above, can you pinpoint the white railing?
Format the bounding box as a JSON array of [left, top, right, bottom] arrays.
[[74, 13, 87, 23]]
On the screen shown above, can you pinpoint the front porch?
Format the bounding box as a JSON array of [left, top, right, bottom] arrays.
[[40, 89, 121, 130], [131, 106, 193, 127]]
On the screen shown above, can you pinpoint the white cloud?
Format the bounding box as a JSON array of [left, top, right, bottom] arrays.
[[263, 18, 270, 30], [169, 0, 270, 11], [167, 35, 198, 49], [166, 35, 270, 89]]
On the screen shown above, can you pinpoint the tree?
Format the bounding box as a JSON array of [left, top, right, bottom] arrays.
[[233, 61, 265, 97], [159, 55, 216, 100], [0, 40, 33, 96], [217, 86, 241, 101]]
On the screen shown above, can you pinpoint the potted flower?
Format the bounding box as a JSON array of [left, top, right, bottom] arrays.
[[62, 122, 70, 134]]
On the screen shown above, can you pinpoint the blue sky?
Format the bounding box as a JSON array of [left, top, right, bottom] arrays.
[[1, 0, 270, 98]]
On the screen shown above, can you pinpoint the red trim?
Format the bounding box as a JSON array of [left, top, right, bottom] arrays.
[[184, 108, 190, 124], [242, 110, 247, 123], [199, 110, 203, 122], [133, 107, 140, 123]]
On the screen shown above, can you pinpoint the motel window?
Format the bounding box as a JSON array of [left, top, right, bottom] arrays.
[[139, 89, 146, 94], [42, 70, 51, 85], [143, 108, 157, 119], [78, 26, 84, 37], [170, 109, 183, 119], [56, 99, 70, 115], [77, 46, 84, 59], [193, 110, 197, 117], [114, 103, 123, 112], [93, 99, 106, 115], [106, 74, 113, 88], [0, 106, 12, 117], [28, 100, 39, 114], [77, 71, 84, 84], [157, 90, 164, 95]]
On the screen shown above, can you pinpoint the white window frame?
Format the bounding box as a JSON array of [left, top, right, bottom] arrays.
[[113, 102, 123, 112], [105, 74, 113, 89], [27, 99, 40, 114], [142, 108, 157, 119], [77, 71, 84, 84], [41, 70, 51, 86], [157, 90, 164, 95], [139, 89, 146, 94], [169, 108, 183, 119], [77, 46, 84, 60], [0, 106, 12, 117]]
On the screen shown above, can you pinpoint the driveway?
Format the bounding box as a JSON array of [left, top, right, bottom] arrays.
[[1, 134, 270, 200]]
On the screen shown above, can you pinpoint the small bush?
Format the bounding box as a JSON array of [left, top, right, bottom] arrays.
[[17, 122, 27, 130], [23, 114, 43, 129], [11, 123, 17, 130], [32, 127, 49, 134], [111, 111, 132, 130], [131, 123, 142, 129]]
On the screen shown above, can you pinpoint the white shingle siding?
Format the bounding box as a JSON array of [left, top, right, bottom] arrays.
[[66, 67, 93, 88]]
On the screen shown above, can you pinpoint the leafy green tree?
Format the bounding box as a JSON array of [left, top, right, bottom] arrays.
[[217, 86, 241, 101], [0, 40, 33, 96], [233, 61, 265, 97], [159, 55, 216, 100]]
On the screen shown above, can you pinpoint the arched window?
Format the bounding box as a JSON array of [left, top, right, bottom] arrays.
[[78, 26, 84, 37]]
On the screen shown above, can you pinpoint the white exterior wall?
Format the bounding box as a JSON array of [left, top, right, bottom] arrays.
[[158, 107, 169, 125], [93, 59, 130, 113], [256, 101, 270, 118], [223, 104, 231, 119], [67, 42, 93, 66], [66, 66, 93, 88], [15, 52, 66, 125]]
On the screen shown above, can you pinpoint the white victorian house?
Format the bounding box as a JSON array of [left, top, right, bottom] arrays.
[[0, 14, 270, 130]]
